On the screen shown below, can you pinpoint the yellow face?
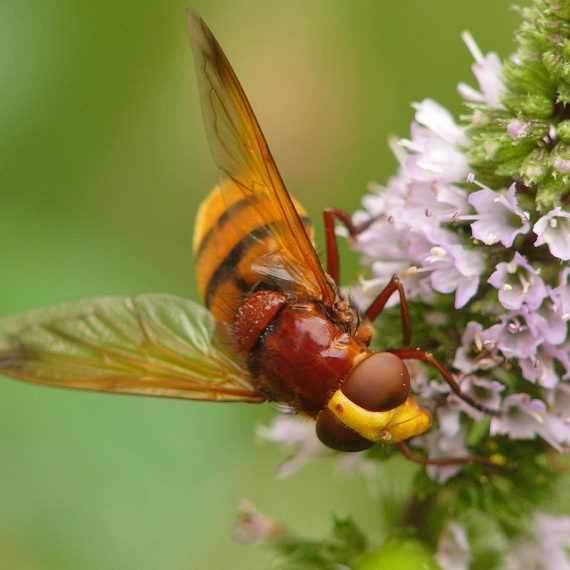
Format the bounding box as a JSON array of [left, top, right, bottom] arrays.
[[327, 389, 432, 444]]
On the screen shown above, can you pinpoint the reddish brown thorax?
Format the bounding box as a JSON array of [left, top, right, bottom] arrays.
[[234, 291, 369, 416]]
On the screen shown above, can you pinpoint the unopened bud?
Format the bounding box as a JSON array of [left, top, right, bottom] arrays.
[[234, 500, 282, 544]]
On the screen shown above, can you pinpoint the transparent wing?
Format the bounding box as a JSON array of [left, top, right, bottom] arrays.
[[0, 294, 264, 402], [188, 11, 336, 305]]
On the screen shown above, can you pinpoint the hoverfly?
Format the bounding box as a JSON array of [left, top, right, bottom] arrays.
[[0, 12, 496, 464]]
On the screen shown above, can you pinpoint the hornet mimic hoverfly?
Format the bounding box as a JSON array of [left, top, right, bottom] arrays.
[[0, 12, 497, 464]]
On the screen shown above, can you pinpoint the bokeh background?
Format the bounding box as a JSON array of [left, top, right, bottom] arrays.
[[0, 1, 518, 568]]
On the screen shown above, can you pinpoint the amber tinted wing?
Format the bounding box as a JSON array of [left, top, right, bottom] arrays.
[[188, 11, 335, 305], [0, 294, 264, 402]]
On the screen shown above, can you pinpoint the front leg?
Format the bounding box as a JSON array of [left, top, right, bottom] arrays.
[[323, 208, 360, 286], [364, 275, 411, 345], [389, 348, 501, 417], [323, 209, 411, 345]]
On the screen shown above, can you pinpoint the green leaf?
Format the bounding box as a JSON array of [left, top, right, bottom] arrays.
[[271, 516, 369, 570]]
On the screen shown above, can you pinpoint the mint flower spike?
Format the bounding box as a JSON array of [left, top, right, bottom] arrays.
[[253, 6, 570, 570], [349, 8, 569, 476]]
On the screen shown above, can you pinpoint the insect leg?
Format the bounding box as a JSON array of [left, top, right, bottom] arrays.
[[322, 209, 410, 343], [323, 208, 360, 285], [364, 276, 411, 345], [388, 348, 500, 417], [396, 441, 512, 470]]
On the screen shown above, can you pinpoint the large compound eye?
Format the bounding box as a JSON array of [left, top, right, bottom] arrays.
[[315, 408, 373, 452], [342, 352, 410, 412]]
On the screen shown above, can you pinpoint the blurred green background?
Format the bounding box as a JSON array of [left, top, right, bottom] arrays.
[[0, 1, 517, 568]]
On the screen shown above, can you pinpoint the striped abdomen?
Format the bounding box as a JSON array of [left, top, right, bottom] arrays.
[[193, 182, 312, 325]]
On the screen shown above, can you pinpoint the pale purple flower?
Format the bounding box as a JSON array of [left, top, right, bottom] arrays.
[[396, 363, 444, 431], [434, 183, 470, 214], [401, 99, 469, 184], [426, 383, 463, 436], [435, 521, 471, 570], [404, 181, 468, 235], [551, 268, 570, 323], [481, 309, 543, 358], [545, 382, 570, 413], [413, 98, 470, 147], [490, 394, 546, 440], [457, 32, 504, 107], [405, 359, 432, 399], [534, 207, 570, 261], [554, 342, 570, 380], [357, 180, 484, 307], [533, 301, 568, 346], [519, 343, 569, 389], [437, 406, 462, 439], [355, 220, 410, 271], [418, 427, 469, 482], [488, 253, 547, 311], [256, 416, 330, 476], [357, 263, 435, 312], [354, 229, 436, 306], [359, 177, 407, 220], [419, 239, 484, 308], [403, 131, 468, 184], [353, 178, 411, 273], [453, 320, 503, 374], [539, 382, 570, 453], [503, 512, 570, 570], [427, 365, 504, 428], [428, 373, 501, 426], [537, 406, 570, 453], [453, 320, 484, 374], [351, 183, 420, 308], [448, 376, 504, 422], [353, 225, 432, 308], [468, 184, 530, 247]]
